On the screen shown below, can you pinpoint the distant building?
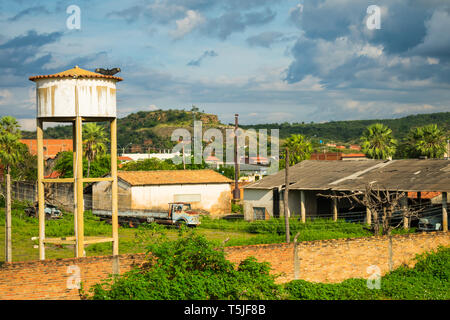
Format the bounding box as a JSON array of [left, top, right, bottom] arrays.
[[92, 169, 233, 216], [349, 144, 361, 150], [121, 152, 180, 161], [243, 159, 450, 221], [310, 152, 367, 161], [21, 139, 72, 159]]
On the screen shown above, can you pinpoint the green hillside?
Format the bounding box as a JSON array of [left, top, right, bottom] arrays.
[[240, 112, 450, 144], [21, 110, 450, 149]]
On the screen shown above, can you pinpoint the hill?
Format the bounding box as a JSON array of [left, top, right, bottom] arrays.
[[21, 110, 450, 150], [240, 112, 450, 144]]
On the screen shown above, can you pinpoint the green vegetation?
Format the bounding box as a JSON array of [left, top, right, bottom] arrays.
[[87, 229, 449, 300], [20, 110, 450, 153], [83, 123, 108, 178], [360, 123, 397, 159], [403, 124, 448, 159], [282, 134, 313, 166], [54, 151, 112, 178], [241, 112, 450, 144], [197, 217, 414, 246], [286, 246, 450, 300], [120, 156, 208, 171], [89, 231, 283, 300]]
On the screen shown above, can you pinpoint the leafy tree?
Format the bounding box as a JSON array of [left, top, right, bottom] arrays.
[[0, 116, 24, 262], [282, 134, 312, 166], [54, 151, 111, 178], [360, 123, 397, 159], [406, 124, 447, 158], [83, 123, 107, 177], [89, 230, 283, 300]]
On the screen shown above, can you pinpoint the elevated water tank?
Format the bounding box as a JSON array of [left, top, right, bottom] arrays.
[[29, 66, 123, 119]]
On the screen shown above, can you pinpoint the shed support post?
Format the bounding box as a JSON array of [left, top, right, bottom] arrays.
[[37, 119, 45, 260], [443, 192, 448, 232], [300, 191, 306, 223], [332, 191, 338, 222], [111, 118, 119, 256], [401, 196, 409, 230], [366, 207, 372, 226]]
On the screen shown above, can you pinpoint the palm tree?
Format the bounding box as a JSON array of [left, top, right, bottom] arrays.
[[283, 134, 313, 166], [83, 123, 107, 178], [360, 123, 397, 160], [0, 116, 23, 262], [407, 124, 447, 158]]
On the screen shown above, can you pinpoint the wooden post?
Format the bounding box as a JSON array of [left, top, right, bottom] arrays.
[[366, 207, 372, 226], [332, 191, 338, 222], [300, 190, 306, 223], [37, 119, 45, 260], [111, 118, 119, 256], [284, 148, 290, 243], [75, 116, 84, 257], [443, 192, 448, 232], [402, 196, 409, 230], [72, 121, 78, 256], [293, 232, 301, 280], [5, 167, 12, 262]]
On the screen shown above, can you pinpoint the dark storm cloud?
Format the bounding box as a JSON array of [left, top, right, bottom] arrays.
[[7, 5, 51, 22], [202, 8, 276, 40], [0, 30, 63, 77], [187, 50, 218, 67], [246, 31, 296, 48]]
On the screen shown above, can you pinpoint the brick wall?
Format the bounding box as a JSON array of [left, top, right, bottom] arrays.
[[0, 232, 448, 300], [0, 253, 147, 300]]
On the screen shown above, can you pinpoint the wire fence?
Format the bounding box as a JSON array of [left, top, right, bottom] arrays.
[[0, 180, 447, 263]]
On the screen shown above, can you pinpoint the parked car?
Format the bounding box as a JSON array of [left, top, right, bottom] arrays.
[[25, 203, 62, 220], [418, 215, 442, 231]]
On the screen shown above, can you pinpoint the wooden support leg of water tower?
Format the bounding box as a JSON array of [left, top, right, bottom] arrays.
[[111, 118, 119, 256], [72, 121, 78, 256], [37, 119, 45, 260], [75, 116, 85, 257]]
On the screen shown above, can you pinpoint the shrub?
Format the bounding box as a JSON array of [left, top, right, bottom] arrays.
[[89, 229, 284, 300]]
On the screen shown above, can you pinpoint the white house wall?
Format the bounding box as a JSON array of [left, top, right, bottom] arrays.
[[130, 183, 231, 215]]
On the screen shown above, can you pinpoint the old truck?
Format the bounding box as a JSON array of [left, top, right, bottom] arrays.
[[93, 202, 201, 227]]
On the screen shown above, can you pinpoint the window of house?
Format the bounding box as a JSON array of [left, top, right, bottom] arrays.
[[253, 207, 266, 220]]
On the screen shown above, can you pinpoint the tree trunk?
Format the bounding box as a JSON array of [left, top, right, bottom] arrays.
[[284, 148, 290, 243], [87, 160, 91, 178], [5, 166, 12, 262]]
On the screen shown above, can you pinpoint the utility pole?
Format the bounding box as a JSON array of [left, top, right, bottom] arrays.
[[284, 148, 290, 243], [233, 114, 240, 200]]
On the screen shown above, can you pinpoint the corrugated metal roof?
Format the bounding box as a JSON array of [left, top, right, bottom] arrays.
[[118, 169, 233, 186], [244, 159, 450, 192]]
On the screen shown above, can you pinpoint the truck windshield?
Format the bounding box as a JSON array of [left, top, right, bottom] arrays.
[[183, 204, 191, 211]]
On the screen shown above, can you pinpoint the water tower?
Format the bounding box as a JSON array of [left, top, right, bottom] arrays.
[[29, 66, 123, 259]]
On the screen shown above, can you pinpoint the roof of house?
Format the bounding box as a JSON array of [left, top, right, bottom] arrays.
[[117, 169, 233, 186], [244, 159, 450, 192], [29, 66, 123, 82]]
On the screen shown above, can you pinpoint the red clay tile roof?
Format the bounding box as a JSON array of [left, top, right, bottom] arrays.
[[117, 169, 233, 186], [29, 66, 123, 82]]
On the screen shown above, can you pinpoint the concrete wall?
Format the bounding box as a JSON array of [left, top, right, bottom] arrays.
[[92, 180, 131, 212], [0, 232, 448, 299], [244, 188, 319, 220]]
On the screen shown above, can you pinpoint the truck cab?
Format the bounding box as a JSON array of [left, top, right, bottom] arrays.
[[168, 202, 200, 227]]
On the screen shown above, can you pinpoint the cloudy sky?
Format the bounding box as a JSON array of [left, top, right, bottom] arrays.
[[0, 0, 449, 130]]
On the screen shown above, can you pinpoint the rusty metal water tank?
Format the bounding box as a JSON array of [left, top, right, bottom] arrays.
[[29, 66, 123, 119]]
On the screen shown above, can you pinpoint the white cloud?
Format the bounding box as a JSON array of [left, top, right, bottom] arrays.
[[170, 10, 205, 39], [0, 89, 12, 105]]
